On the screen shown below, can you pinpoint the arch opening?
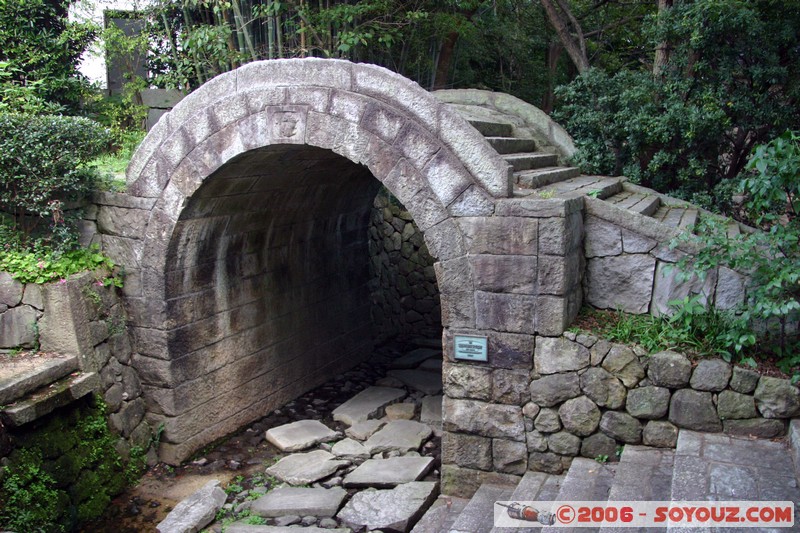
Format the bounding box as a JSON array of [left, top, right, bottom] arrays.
[[150, 144, 443, 462]]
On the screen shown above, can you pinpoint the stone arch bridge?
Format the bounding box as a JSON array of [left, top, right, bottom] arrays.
[[95, 59, 745, 473]]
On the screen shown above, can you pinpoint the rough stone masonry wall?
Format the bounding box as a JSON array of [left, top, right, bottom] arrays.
[[0, 271, 154, 462], [0, 273, 44, 350], [440, 331, 800, 497], [369, 187, 440, 341]]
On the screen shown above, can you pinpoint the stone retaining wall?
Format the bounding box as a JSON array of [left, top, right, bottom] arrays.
[[369, 187, 440, 341], [0, 273, 43, 351], [1, 271, 155, 463], [441, 331, 799, 496]]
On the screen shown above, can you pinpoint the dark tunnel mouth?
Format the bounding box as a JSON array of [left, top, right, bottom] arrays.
[[151, 144, 441, 451]]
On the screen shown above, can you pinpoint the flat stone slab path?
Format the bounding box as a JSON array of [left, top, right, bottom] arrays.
[[337, 481, 439, 532], [332, 386, 406, 426], [387, 369, 443, 395], [363, 419, 433, 453], [265, 420, 339, 452], [343, 456, 435, 488], [265, 450, 350, 485], [250, 486, 347, 518]]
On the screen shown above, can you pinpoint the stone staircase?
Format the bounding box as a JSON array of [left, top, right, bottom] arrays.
[[451, 104, 740, 236], [415, 429, 800, 532]]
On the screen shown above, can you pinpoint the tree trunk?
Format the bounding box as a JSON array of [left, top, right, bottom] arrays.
[[653, 0, 674, 77], [540, 0, 590, 73], [542, 42, 563, 113], [433, 31, 459, 90]]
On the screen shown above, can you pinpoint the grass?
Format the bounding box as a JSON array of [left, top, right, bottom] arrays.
[[91, 130, 145, 192]]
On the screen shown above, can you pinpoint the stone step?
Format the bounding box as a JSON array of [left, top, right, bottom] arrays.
[[541, 458, 617, 533], [1, 371, 99, 426], [0, 353, 79, 406], [540, 175, 624, 200], [599, 445, 674, 533], [331, 386, 406, 426], [604, 191, 661, 217], [515, 166, 581, 189], [450, 482, 517, 533], [410, 495, 469, 533], [486, 137, 537, 154], [467, 118, 514, 137], [490, 471, 565, 533], [503, 152, 559, 172]]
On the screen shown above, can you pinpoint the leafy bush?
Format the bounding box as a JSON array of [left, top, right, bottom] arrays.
[[0, 114, 110, 247]]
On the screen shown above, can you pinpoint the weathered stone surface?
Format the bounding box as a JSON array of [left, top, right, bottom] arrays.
[[668, 389, 722, 431], [580, 367, 626, 409], [730, 367, 760, 394], [332, 387, 406, 426], [626, 386, 670, 420], [156, 480, 226, 533], [387, 369, 442, 395], [647, 351, 692, 388], [266, 450, 349, 486], [585, 254, 656, 314], [492, 369, 529, 405], [0, 272, 23, 307], [558, 396, 601, 437], [443, 364, 491, 401], [534, 337, 590, 374], [690, 359, 732, 392], [526, 430, 548, 453], [342, 457, 434, 488], [580, 433, 618, 459], [337, 481, 438, 532], [547, 431, 581, 456], [584, 217, 622, 258], [529, 372, 581, 407], [363, 420, 432, 453], [522, 402, 540, 420], [251, 487, 347, 518], [493, 438, 528, 474], [649, 261, 716, 317], [715, 266, 746, 310], [534, 408, 562, 433], [717, 390, 757, 420], [723, 419, 786, 439], [442, 397, 525, 441], [331, 438, 370, 460], [225, 524, 347, 532], [265, 420, 339, 452], [0, 305, 38, 348], [442, 432, 492, 470], [601, 346, 645, 388], [590, 339, 612, 366], [621, 229, 656, 254], [600, 411, 642, 444], [754, 377, 800, 418], [385, 402, 416, 420], [345, 420, 385, 441], [389, 348, 441, 369], [420, 395, 442, 429], [21, 283, 44, 310], [528, 451, 564, 474], [642, 421, 679, 448]]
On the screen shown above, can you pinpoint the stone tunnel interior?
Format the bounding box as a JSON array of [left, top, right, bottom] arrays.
[[156, 144, 442, 457]]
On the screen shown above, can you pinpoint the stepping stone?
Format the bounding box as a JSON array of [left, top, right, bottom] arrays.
[[337, 481, 439, 532], [266, 450, 349, 486], [343, 456, 434, 488], [265, 420, 339, 452], [345, 419, 385, 441], [332, 386, 406, 426], [420, 396, 442, 429], [331, 438, 370, 460], [364, 420, 433, 454], [411, 495, 469, 533], [156, 480, 226, 533], [389, 348, 442, 369], [226, 525, 350, 533], [387, 370, 443, 395], [418, 358, 443, 372], [250, 486, 347, 518], [386, 402, 416, 420]]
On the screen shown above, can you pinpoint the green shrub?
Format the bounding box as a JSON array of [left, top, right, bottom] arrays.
[[0, 113, 110, 247]]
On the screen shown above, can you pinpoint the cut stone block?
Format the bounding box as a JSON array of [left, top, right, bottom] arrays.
[[265, 420, 339, 452], [363, 420, 433, 454], [387, 369, 443, 395], [331, 438, 370, 460], [156, 480, 226, 533], [343, 456, 434, 488], [389, 348, 442, 369], [386, 402, 416, 420], [266, 450, 349, 486], [225, 526, 350, 533], [345, 419, 385, 441], [0, 354, 79, 405], [337, 481, 438, 532], [420, 395, 443, 429], [332, 386, 406, 426], [250, 487, 347, 518]]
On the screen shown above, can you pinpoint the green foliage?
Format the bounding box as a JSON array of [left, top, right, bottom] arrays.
[[672, 131, 800, 371], [0, 0, 96, 113], [0, 114, 110, 246], [554, 1, 800, 206], [0, 398, 128, 532], [0, 244, 122, 287]]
